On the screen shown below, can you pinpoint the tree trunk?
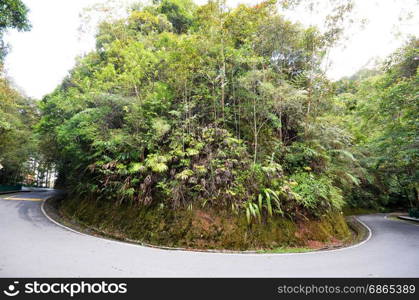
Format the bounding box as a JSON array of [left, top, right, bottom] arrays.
[[253, 96, 258, 164]]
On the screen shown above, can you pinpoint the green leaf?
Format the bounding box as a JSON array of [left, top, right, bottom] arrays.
[[246, 207, 251, 224]]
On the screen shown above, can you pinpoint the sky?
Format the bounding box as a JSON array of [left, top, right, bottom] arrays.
[[3, 0, 418, 99]]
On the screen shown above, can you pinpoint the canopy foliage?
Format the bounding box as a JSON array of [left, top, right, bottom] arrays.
[[34, 0, 418, 222]]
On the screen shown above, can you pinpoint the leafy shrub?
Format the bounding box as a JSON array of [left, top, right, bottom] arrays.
[[409, 208, 419, 219], [288, 172, 344, 214]]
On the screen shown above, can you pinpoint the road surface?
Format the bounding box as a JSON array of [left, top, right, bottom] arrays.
[[1, 191, 418, 277]]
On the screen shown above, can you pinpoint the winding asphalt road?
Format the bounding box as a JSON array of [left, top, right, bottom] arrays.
[[1, 191, 418, 277]]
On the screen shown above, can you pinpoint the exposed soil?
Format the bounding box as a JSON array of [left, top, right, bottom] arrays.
[[50, 196, 357, 252]]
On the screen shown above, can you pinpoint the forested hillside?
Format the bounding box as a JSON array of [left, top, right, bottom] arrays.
[[1, 0, 417, 250], [335, 38, 418, 210], [0, 74, 37, 184], [0, 0, 36, 184]]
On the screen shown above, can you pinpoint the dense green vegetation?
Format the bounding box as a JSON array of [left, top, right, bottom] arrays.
[[0, 0, 417, 249], [0, 74, 37, 184], [335, 38, 418, 210], [39, 0, 356, 222], [0, 0, 36, 184]]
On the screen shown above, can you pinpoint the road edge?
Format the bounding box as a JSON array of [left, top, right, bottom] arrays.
[[41, 195, 372, 255]]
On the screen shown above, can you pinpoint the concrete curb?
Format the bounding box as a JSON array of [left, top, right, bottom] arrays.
[[384, 214, 419, 227], [397, 215, 419, 223], [0, 190, 26, 194], [41, 196, 373, 256]]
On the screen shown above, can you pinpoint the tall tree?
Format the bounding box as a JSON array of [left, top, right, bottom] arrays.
[[0, 0, 31, 60], [0, 0, 33, 184]]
